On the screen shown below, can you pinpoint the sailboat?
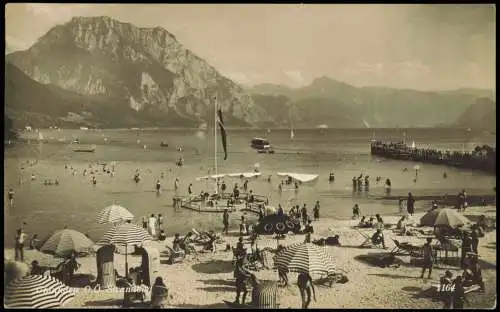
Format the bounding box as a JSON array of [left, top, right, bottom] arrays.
[[411, 141, 416, 149], [178, 94, 229, 213], [290, 128, 295, 139]]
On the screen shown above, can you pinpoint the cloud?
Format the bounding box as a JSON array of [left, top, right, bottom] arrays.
[[5, 35, 29, 52], [284, 70, 306, 87]]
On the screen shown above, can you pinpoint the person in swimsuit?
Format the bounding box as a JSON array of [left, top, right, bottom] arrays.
[[297, 272, 316, 309], [8, 188, 15, 208]]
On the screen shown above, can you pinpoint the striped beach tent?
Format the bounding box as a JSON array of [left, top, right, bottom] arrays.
[[4, 275, 75, 308], [97, 223, 153, 276], [40, 229, 94, 258], [275, 243, 335, 275], [96, 204, 134, 224]]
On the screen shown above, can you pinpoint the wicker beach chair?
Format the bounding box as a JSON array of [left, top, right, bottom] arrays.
[[251, 280, 280, 309], [261, 249, 276, 270]]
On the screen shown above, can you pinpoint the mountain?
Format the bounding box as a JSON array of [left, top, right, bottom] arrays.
[[6, 16, 270, 128], [5, 62, 201, 129], [452, 97, 496, 131], [250, 77, 495, 128]]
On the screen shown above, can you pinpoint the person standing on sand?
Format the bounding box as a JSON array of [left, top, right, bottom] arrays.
[[148, 214, 157, 238], [352, 204, 360, 219], [188, 183, 193, 196], [297, 272, 316, 309], [8, 188, 15, 208], [407, 192, 415, 216], [223, 208, 230, 234], [156, 179, 161, 196], [174, 178, 179, 193], [420, 238, 434, 279], [157, 214, 164, 231], [313, 201, 320, 221], [141, 216, 148, 229], [15, 228, 28, 261], [301, 204, 308, 226]]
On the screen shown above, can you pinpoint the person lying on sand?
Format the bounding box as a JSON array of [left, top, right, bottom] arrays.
[[312, 235, 341, 247]]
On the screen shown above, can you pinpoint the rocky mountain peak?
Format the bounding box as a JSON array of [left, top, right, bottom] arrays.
[[6, 16, 268, 127]]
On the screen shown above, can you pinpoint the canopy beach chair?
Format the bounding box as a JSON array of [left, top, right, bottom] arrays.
[[164, 246, 185, 264]]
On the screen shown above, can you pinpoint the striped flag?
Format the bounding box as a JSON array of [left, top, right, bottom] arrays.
[[217, 108, 228, 160]]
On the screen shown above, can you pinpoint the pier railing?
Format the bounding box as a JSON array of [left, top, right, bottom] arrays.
[[370, 141, 496, 174]]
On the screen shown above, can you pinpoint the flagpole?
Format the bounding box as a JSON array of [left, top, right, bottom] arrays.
[[214, 94, 218, 195]]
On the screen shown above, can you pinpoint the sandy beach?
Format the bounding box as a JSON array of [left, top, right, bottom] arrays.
[[5, 205, 496, 309]]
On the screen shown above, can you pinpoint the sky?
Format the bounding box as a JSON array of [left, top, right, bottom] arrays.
[[5, 3, 496, 91]]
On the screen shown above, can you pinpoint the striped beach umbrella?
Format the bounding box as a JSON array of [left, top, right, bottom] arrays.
[[97, 223, 152, 276], [275, 243, 335, 275], [420, 208, 471, 228], [40, 229, 94, 258], [96, 204, 134, 224], [4, 275, 75, 308]]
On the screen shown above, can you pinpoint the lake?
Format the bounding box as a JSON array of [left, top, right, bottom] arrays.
[[3, 127, 496, 247]]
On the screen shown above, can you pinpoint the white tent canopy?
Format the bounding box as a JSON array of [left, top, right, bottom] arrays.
[[227, 172, 262, 178], [277, 172, 319, 184]]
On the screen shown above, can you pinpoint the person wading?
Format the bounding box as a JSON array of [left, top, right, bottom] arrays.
[[297, 272, 316, 309]]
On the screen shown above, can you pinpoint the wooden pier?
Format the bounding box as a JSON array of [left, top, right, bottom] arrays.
[[370, 141, 496, 174]]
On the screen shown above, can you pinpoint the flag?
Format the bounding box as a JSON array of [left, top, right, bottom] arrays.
[[217, 108, 228, 160]]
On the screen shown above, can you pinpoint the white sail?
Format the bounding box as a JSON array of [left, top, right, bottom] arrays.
[[38, 132, 44, 140], [290, 129, 295, 139], [411, 141, 416, 149]]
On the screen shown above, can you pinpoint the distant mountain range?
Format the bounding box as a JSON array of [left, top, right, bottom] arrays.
[[452, 97, 496, 131], [4, 16, 496, 129], [249, 78, 495, 128]]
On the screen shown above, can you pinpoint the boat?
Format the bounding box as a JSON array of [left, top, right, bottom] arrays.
[[178, 98, 268, 212], [251, 137, 274, 153], [80, 126, 89, 131], [73, 145, 96, 153], [160, 141, 169, 147], [257, 148, 275, 154]]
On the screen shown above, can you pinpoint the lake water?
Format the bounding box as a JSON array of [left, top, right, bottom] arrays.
[[4, 128, 496, 247]]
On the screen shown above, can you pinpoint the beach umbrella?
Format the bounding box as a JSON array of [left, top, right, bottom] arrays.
[[97, 223, 152, 276], [275, 243, 335, 275], [420, 208, 471, 228], [4, 275, 75, 308], [96, 204, 134, 224], [40, 229, 95, 258]]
